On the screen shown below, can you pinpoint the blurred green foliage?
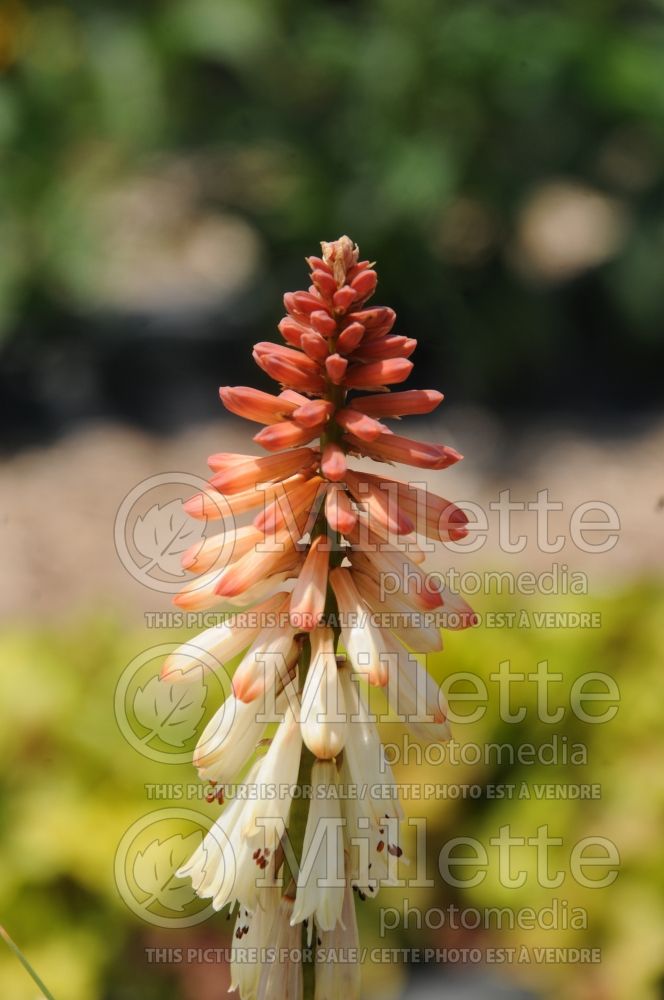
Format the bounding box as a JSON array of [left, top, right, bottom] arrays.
[[1, 0, 664, 417], [1, 583, 662, 999]]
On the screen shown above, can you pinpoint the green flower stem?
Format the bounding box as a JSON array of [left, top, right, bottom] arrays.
[[0, 925, 57, 1000], [319, 381, 346, 452]]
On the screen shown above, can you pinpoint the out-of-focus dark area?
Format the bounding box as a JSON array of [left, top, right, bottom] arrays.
[[1, 0, 663, 448], [1, 3, 664, 1000]]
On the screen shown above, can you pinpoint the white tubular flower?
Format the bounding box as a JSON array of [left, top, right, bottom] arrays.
[[257, 895, 303, 1000], [176, 761, 261, 907], [161, 592, 289, 681], [193, 691, 271, 783], [338, 754, 402, 900], [350, 568, 443, 653], [172, 556, 301, 612], [381, 630, 452, 742], [232, 624, 300, 703], [338, 665, 403, 827], [178, 697, 302, 914], [242, 701, 303, 849], [329, 567, 388, 686], [289, 534, 330, 631], [314, 877, 361, 1000], [291, 760, 345, 935], [301, 627, 348, 760], [352, 509, 428, 564], [194, 682, 294, 783], [347, 542, 443, 612], [220, 566, 302, 608], [231, 885, 282, 1000]]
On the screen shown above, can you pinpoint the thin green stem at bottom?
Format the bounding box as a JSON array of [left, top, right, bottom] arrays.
[[0, 925, 57, 1000]]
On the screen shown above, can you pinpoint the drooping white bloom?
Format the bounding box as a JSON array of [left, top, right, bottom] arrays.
[[193, 690, 274, 783], [351, 508, 427, 564], [338, 753, 401, 899], [301, 627, 348, 760], [334, 666, 405, 899], [350, 568, 443, 653], [289, 534, 330, 631], [222, 567, 301, 608], [161, 592, 288, 681], [230, 885, 282, 1000], [337, 666, 403, 827], [232, 623, 300, 702], [257, 895, 303, 1000], [172, 555, 301, 612], [176, 761, 261, 909], [381, 629, 451, 742], [241, 701, 303, 847], [291, 760, 345, 935], [178, 696, 302, 913], [329, 567, 388, 686], [314, 878, 361, 1000], [348, 542, 443, 611]]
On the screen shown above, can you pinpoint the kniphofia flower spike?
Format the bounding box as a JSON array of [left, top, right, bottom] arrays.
[[167, 237, 475, 999]]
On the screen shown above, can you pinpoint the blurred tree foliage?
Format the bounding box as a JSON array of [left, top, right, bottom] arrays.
[[0, 0, 663, 444]]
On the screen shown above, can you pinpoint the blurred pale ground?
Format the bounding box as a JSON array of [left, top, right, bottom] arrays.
[[0, 414, 662, 622], [1, 0, 664, 997]]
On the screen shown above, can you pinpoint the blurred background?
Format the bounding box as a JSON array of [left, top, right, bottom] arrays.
[[0, 1, 663, 998]]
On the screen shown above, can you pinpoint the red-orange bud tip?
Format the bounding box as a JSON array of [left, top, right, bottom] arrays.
[[333, 287, 356, 312]]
